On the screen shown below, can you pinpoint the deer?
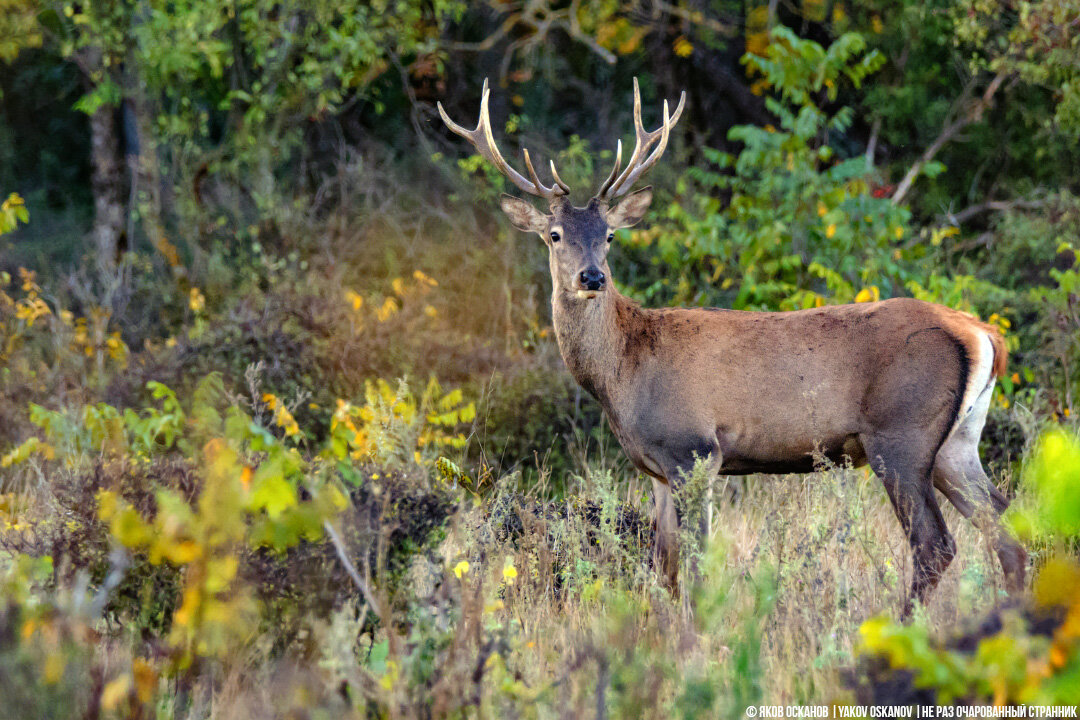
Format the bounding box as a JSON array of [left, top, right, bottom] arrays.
[[437, 78, 1027, 613]]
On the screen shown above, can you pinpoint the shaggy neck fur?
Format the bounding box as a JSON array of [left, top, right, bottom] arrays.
[[551, 281, 639, 409]]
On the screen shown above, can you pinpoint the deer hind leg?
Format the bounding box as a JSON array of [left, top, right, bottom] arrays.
[[864, 438, 957, 618], [934, 383, 1027, 594]]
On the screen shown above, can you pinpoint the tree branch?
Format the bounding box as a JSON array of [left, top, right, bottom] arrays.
[[865, 117, 881, 168], [892, 71, 1009, 204], [939, 197, 1045, 225], [323, 518, 381, 616]]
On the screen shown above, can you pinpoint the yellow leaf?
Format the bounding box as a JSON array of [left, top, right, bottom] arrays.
[[188, 287, 205, 312], [249, 473, 297, 519], [673, 36, 693, 57], [826, 224, 837, 239], [161, 539, 201, 564], [44, 651, 66, 684], [101, 674, 131, 710], [205, 555, 239, 593], [174, 586, 201, 627], [131, 659, 156, 702], [453, 560, 470, 578], [746, 31, 769, 58], [111, 506, 151, 549]]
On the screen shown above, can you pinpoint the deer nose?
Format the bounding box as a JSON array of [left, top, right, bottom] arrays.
[[579, 267, 606, 291]]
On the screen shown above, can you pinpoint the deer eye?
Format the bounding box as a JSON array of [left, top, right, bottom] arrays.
[[607, 232, 615, 243], [550, 230, 561, 242]]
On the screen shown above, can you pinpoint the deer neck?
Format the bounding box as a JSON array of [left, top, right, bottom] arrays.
[[551, 285, 632, 407]]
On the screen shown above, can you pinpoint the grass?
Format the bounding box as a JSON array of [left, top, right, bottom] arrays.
[[322, 451, 1023, 716], [0, 413, 1026, 718]]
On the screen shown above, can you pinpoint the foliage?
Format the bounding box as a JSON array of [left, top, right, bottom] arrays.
[[326, 376, 475, 471], [0, 1, 40, 64], [474, 365, 614, 491], [0, 193, 28, 235], [626, 27, 912, 310], [954, 0, 1080, 137]]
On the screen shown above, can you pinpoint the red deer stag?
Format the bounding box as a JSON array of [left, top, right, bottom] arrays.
[[438, 78, 1026, 612]]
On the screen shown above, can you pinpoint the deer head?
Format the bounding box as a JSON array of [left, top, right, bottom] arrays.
[[438, 78, 685, 300]]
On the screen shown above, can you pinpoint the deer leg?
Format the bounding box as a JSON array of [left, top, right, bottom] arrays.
[[860, 327, 969, 616], [651, 476, 680, 591], [864, 438, 956, 618], [650, 439, 723, 591], [934, 384, 1027, 594]]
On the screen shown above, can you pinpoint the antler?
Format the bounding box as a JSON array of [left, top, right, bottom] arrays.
[[437, 78, 570, 201], [597, 77, 686, 201]]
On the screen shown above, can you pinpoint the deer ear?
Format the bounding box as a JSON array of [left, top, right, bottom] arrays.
[[500, 194, 548, 234], [605, 187, 653, 229]]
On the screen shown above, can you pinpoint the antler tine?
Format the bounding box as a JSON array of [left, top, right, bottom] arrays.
[[608, 97, 680, 195], [437, 78, 569, 201], [598, 78, 686, 201], [522, 148, 546, 193], [598, 139, 623, 198], [550, 160, 571, 195]]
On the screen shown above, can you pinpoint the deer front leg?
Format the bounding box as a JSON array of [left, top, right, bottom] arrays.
[[650, 440, 724, 592], [651, 477, 680, 591]]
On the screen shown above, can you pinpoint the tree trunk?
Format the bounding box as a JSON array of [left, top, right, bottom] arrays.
[[89, 102, 125, 269]]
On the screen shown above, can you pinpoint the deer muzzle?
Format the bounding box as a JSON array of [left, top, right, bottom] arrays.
[[577, 267, 606, 299]]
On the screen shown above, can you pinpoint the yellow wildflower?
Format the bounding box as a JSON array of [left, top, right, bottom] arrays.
[[413, 270, 438, 287], [453, 560, 470, 578], [377, 297, 399, 322]]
